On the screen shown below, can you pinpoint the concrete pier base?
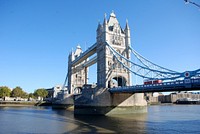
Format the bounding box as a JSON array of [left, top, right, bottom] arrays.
[[74, 105, 147, 115], [52, 94, 74, 110], [74, 87, 147, 115]]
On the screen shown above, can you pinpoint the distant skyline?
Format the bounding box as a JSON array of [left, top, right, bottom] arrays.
[[0, 0, 200, 93]]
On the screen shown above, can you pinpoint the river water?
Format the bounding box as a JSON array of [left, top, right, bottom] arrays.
[[0, 105, 200, 134]]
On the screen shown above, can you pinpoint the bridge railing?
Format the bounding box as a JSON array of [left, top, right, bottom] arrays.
[[109, 78, 200, 93]]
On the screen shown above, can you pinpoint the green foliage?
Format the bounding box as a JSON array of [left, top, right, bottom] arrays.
[[34, 88, 48, 99], [11, 86, 24, 98], [28, 93, 36, 99], [0, 86, 11, 98], [11, 86, 29, 98], [0, 85, 48, 100], [21, 92, 28, 98]]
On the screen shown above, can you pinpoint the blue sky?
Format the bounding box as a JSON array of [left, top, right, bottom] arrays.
[[0, 0, 200, 93]]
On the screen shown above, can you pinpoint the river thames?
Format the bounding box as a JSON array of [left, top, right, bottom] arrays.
[[0, 105, 200, 134]]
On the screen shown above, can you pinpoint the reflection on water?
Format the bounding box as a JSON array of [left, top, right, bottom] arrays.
[[52, 108, 148, 133], [73, 113, 147, 133], [0, 105, 200, 133]]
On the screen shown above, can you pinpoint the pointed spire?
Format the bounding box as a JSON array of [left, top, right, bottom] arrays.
[[124, 19, 131, 46], [110, 10, 116, 18], [77, 44, 81, 49], [97, 20, 101, 28], [125, 19, 130, 30], [71, 47, 74, 57], [103, 13, 107, 25], [103, 13, 108, 33]]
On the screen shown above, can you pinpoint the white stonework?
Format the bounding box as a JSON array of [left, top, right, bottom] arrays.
[[68, 45, 88, 94], [96, 12, 131, 88], [68, 12, 132, 91], [69, 12, 147, 115]]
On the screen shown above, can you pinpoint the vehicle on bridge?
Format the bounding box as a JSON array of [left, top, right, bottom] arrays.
[[144, 79, 162, 85]]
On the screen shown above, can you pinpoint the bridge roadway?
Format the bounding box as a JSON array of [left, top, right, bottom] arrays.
[[109, 78, 200, 93]]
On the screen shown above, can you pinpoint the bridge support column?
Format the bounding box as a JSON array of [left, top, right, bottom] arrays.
[[84, 67, 88, 85], [107, 93, 147, 115], [74, 87, 147, 115]]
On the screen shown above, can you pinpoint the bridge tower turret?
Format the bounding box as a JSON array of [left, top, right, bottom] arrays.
[[96, 11, 131, 88], [74, 12, 147, 115], [125, 20, 131, 47], [68, 45, 88, 94], [124, 20, 132, 85]]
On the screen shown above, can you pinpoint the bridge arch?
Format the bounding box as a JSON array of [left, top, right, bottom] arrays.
[[108, 76, 127, 88], [73, 87, 82, 94]]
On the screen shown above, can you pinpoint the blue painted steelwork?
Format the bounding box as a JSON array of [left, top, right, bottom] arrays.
[[67, 41, 200, 93], [106, 43, 200, 81], [129, 46, 179, 73], [109, 78, 200, 93]]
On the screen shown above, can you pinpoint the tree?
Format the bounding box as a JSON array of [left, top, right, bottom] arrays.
[[21, 91, 28, 98], [28, 93, 35, 99], [0, 86, 11, 98], [34, 88, 48, 100], [11, 86, 24, 98]]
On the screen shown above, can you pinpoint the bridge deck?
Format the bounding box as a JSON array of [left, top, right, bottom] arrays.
[[109, 79, 200, 93]]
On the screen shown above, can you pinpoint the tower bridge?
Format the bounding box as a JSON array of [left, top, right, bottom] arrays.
[[63, 11, 200, 115]]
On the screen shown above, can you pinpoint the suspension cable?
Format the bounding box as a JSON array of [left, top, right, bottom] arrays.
[[61, 72, 68, 93], [106, 43, 182, 80], [129, 45, 179, 73], [107, 43, 180, 75]]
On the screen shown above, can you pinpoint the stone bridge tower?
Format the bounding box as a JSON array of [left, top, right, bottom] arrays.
[[96, 12, 131, 88], [68, 45, 88, 94], [74, 12, 147, 115]]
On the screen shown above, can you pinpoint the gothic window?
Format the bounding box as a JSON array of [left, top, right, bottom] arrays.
[[108, 60, 112, 66], [116, 49, 121, 54], [112, 34, 122, 46], [123, 53, 126, 57], [118, 30, 120, 34], [109, 50, 111, 55], [112, 63, 115, 69]]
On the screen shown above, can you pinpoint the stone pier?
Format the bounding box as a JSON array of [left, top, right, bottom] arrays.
[[74, 87, 147, 115], [68, 12, 147, 115]]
